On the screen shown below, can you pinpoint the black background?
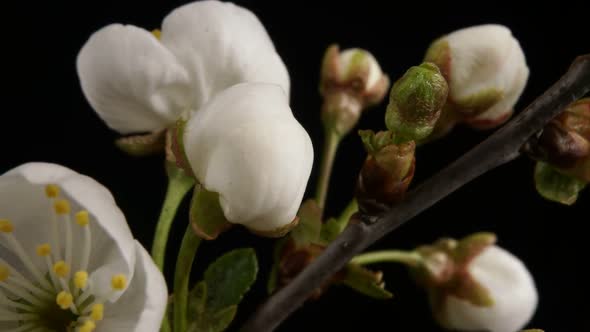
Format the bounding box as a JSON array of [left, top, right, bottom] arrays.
[[2, 0, 589, 331]]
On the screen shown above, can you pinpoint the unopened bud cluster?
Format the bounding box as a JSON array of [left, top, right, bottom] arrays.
[[320, 45, 390, 137]]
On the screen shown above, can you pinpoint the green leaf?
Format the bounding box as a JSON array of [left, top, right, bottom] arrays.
[[291, 199, 322, 247], [188, 281, 207, 320], [204, 248, 258, 312], [188, 305, 237, 332], [535, 161, 587, 205], [190, 187, 231, 240], [341, 264, 393, 300]]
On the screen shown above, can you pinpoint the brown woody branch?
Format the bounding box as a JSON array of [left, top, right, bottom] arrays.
[[241, 55, 590, 332]]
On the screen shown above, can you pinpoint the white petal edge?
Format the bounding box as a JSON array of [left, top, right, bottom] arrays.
[[160, 0, 290, 109], [77, 24, 191, 134], [443, 245, 538, 332], [98, 241, 168, 332]]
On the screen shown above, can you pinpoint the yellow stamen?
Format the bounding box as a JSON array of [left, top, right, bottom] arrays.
[[111, 274, 127, 291], [45, 184, 60, 198], [90, 303, 104, 321], [75, 210, 90, 226], [0, 219, 14, 233], [36, 243, 51, 257], [151, 29, 161, 40], [79, 320, 96, 332], [74, 271, 89, 289], [0, 265, 10, 281], [53, 261, 70, 278], [56, 291, 73, 310], [54, 199, 71, 215]]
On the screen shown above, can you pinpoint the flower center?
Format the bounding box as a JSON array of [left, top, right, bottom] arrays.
[[0, 185, 127, 332]]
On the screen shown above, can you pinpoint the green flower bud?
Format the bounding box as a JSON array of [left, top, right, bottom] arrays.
[[385, 62, 448, 143]]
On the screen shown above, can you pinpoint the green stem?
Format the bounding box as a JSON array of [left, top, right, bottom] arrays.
[[315, 130, 341, 211], [351, 250, 424, 267], [173, 225, 202, 332], [160, 319, 171, 332], [329, 199, 358, 236], [151, 163, 195, 271]]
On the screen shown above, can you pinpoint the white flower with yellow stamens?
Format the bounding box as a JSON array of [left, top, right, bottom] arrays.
[[77, 0, 289, 134], [0, 163, 167, 332]]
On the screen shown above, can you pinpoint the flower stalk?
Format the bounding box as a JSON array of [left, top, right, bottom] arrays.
[[173, 224, 202, 332], [315, 130, 341, 211], [351, 250, 424, 267], [151, 163, 195, 271]]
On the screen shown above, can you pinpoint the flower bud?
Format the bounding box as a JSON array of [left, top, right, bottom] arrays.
[[355, 130, 415, 214], [320, 44, 390, 136], [412, 233, 538, 332], [183, 83, 314, 235], [524, 98, 590, 182], [385, 62, 448, 142], [424, 24, 529, 133]]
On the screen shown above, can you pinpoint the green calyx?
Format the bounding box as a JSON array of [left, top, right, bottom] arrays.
[[385, 62, 449, 143]]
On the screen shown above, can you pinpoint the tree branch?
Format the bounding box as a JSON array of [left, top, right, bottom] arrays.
[[241, 55, 590, 332]]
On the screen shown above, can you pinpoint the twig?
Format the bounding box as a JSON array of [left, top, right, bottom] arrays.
[[241, 55, 590, 332]]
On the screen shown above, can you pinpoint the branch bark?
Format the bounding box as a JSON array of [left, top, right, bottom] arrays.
[[241, 55, 590, 332]]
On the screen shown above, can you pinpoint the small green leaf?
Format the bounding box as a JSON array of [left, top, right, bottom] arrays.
[[204, 248, 258, 312], [535, 161, 587, 205], [291, 200, 322, 247], [190, 187, 231, 240], [341, 264, 393, 300]]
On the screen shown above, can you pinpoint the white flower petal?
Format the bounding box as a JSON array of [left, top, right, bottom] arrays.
[[77, 24, 191, 134], [99, 241, 167, 332], [443, 245, 538, 332], [160, 0, 290, 109], [446, 24, 528, 108], [184, 83, 313, 231], [1, 162, 136, 302]]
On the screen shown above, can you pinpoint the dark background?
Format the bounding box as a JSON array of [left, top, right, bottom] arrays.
[[3, 0, 589, 331]]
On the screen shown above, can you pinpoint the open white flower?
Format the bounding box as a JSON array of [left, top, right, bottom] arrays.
[[425, 24, 529, 129], [0, 163, 167, 332], [440, 245, 538, 332], [77, 0, 289, 134], [184, 83, 313, 234]]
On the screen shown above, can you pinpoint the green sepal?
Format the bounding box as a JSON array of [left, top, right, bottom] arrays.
[[189, 186, 231, 240], [291, 199, 322, 247], [115, 130, 166, 157], [453, 87, 504, 116], [340, 264, 393, 300], [535, 161, 587, 205], [359, 130, 396, 155]]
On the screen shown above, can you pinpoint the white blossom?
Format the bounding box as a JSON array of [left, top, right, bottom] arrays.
[[0, 163, 167, 332], [77, 0, 289, 134]]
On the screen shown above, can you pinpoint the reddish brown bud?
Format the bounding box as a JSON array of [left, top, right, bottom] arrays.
[[356, 130, 416, 214]]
